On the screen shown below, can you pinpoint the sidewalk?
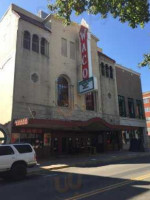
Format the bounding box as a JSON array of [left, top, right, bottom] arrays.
[[28, 151, 150, 175]]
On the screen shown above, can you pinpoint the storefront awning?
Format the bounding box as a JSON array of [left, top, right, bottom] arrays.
[[14, 117, 138, 132]]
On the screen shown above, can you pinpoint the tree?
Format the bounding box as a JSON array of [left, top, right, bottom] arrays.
[[48, 0, 150, 67], [139, 54, 150, 68]]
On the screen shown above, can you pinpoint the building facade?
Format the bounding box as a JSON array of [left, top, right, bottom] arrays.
[[116, 64, 147, 151], [0, 4, 148, 157], [143, 92, 150, 136]]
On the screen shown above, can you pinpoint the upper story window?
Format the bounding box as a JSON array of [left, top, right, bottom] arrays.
[[147, 128, 150, 133], [32, 34, 39, 53], [61, 38, 67, 57], [23, 31, 31, 50], [70, 41, 75, 60], [101, 62, 105, 76], [41, 38, 49, 56], [110, 66, 113, 79], [118, 95, 126, 117], [145, 107, 150, 112], [57, 76, 69, 107], [105, 64, 109, 77], [85, 92, 97, 111], [136, 100, 144, 119], [128, 98, 135, 118], [143, 98, 150, 104]]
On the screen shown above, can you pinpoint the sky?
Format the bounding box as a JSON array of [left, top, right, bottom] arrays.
[[0, 0, 150, 92]]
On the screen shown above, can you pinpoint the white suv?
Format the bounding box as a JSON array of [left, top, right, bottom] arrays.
[[0, 144, 37, 180]]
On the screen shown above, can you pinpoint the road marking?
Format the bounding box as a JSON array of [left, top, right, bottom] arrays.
[[65, 173, 150, 200]]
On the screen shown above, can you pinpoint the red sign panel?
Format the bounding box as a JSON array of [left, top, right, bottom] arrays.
[[79, 25, 89, 80], [15, 118, 29, 126]]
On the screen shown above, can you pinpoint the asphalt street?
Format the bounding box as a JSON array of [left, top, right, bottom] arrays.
[[1, 156, 150, 200]]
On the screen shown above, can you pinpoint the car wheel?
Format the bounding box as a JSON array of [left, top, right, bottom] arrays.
[[11, 163, 27, 181]]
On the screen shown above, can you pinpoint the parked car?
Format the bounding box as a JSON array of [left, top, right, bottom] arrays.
[[0, 143, 37, 180]]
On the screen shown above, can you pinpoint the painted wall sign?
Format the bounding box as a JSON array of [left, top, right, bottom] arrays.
[[79, 25, 89, 80]]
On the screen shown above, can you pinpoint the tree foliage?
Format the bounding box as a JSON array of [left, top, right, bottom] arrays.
[[48, 0, 150, 67], [48, 0, 150, 28], [139, 54, 150, 68]]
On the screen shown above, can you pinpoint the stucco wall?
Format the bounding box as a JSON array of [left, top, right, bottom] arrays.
[[98, 54, 120, 124], [12, 14, 120, 125], [116, 65, 143, 116], [0, 8, 18, 126]]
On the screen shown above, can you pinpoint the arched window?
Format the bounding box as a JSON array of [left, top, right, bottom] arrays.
[[101, 62, 105, 76], [105, 64, 109, 77], [57, 76, 69, 107], [41, 38, 49, 56], [110, 66, 113, 79], [32, 34, 39, 53], [23, 31, 30, 50]]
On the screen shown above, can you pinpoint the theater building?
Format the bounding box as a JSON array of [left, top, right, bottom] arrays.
[[0, 4, 148, 157]]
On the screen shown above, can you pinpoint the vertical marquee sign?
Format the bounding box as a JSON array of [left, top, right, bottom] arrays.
[[79, 25, 89, 80], [78, 19, 98, 94]]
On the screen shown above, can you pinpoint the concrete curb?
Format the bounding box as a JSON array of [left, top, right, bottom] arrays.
[[28, 152, 150, 176]]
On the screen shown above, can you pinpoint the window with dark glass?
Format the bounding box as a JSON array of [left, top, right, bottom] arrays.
[[14, 145, 32, 154], [136, 100, 144, 119], [85, 92, 95, 111], [32, 34, 39, 53], [57, 77, 69, 107], [0, 146, 14, 156], [101, 62, 105, 76], [41, 38, 49, 56], [110, 66, 113, 79], [105, 64, 109, 77], [128, 98, 135, 118], [23, 31, 30, 50], [118, 95, 126, 117]]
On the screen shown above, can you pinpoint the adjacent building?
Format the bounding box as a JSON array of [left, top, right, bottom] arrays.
[[116, 64, 147, 150], [0, 4, 148, 157], [143, 92, 150, 136]]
